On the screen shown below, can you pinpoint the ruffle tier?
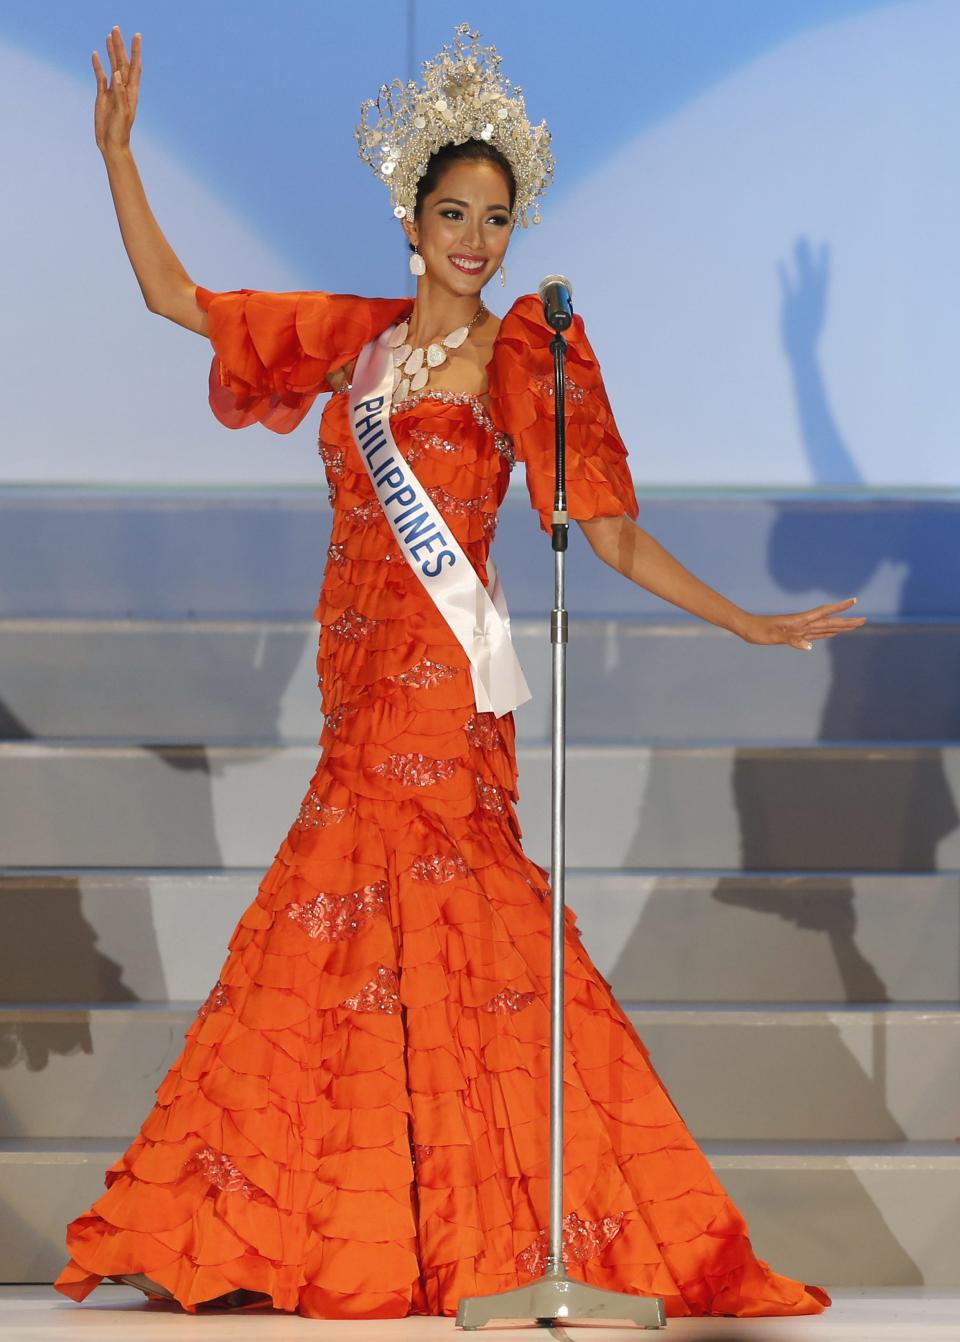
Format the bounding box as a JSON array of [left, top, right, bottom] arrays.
[[56, 755, 829, 1318], [195, 287, 412, 434], [488, 294, 640, 532]]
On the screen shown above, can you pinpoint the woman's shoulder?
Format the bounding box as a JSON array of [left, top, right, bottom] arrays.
[[492, 292, 599, 356], [195, 285, 408, 307], [488, 293, 606, 396], [486, 294, 637, 532], [498, 292, 544, 321], [196, 287, 412, 434], [490, 293, 543, 343], [196, 285, 411, 331], [197, 286, 412, 377]]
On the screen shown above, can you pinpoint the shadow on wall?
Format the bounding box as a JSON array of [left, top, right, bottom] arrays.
[[0, 696, 136, 1070], [731, 228, 959, 892], [717, 235, 959, 1075], [0, 613, 318, 1075], [715, 237, 940, 1284], [598, 237, 940, 1284], [0, 874, 138, 1071], [770, 230, 960, 650]]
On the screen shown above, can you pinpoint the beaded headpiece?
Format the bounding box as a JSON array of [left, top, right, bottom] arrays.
[[356, 23, 554, 227]]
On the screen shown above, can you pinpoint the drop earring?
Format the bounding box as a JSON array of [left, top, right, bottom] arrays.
[[409, 247, 426, 277], [499, 263, 507, 288]]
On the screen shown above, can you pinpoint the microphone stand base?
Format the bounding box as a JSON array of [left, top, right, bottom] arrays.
[[455, 1272, 666, 1330]]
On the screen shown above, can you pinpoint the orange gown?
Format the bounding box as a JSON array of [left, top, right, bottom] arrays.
[[55, 290, 830, 1320]]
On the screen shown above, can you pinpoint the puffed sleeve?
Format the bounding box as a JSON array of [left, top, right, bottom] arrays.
[[194, 286, 412, 434], [487, 294, 638, 531]]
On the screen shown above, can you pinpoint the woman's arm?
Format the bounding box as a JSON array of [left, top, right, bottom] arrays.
[[579, 513, 865, 650], [94, 27, 207, 334]]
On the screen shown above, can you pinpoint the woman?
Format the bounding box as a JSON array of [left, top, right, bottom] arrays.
[[56, 23, 864, 1321]]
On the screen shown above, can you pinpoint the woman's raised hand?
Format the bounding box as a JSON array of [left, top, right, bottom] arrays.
[[88, 25, 204, 332], [92, 26, 141, 155], [740, 598, 866, 651]]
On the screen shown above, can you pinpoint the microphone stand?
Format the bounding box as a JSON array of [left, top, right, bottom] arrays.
[[456, 318, 666, 1331]]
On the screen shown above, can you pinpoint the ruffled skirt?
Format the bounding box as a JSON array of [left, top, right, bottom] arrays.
[[55, 694, 829, 1319]]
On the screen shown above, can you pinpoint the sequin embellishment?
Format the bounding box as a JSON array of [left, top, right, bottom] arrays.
[[410, 854, 469, 883], [342, 966, 401, 1014], [323, 703, 356, 735], [533, 373, 588, 405], [196, 980, 230, 1022], [372, 752, 457, 787], [332, 384, 498, 431], [294, 791, 347, 830], [526, 874, 550, 903], [285, 880, 387, 941], [406, 430, 461, 464], [413, 1143, 434, 1165], [184, 1147, 268, 1202], [427, 485, 491, 521], [465, 712, 500, 751], [329, 606, 381, 641], [391, 389, 498, 433], [318, 440, 345, 474], [493, 432, 516, 468], [482, 987, 538, 1014], [516, 1211, 625, 1276], [327, 542, 347, 567], [390, 658, 457, 689], [344, 499, 381, 526], [403, 426, 514, 469], [475, 775, 506, 814]]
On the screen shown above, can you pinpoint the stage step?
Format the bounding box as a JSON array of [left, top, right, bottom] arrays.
[[3, 741, 960, 871], [2, 488, 957, 620], [2, 1138, 956, 1287], [2, 869, 957, 1005], [1, 1003, 956, 1145], [4, 617, 959, 745]]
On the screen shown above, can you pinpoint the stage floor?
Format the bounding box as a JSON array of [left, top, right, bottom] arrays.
[[1, 1287, 958, 1340]]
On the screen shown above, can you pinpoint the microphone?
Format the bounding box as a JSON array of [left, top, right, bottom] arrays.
[[538, 274, 574, 332]]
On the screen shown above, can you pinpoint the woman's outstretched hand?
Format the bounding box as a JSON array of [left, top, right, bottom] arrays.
[[739, 598, 866, 651], [93, 25, 141, 155]]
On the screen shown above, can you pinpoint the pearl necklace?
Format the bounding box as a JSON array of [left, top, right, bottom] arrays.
[[388, 302, 487, 401]]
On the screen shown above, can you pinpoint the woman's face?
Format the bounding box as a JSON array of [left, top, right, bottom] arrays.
[[405, 159, 513, 296]]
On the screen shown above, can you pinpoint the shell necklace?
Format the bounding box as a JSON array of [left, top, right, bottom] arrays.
[[388, 301, 487, 402]]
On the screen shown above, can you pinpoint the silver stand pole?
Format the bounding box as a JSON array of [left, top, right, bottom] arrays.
[[456, 326, 666, 1331]]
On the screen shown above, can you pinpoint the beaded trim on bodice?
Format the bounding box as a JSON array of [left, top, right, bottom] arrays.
[[391, 387, 495, 429], [331, 385, 515, 466]]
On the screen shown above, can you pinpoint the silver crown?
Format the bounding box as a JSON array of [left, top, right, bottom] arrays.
[[356, 23, 554, 227]]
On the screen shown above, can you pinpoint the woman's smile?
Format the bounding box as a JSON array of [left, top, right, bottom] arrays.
[[448, 253, 487, 274]]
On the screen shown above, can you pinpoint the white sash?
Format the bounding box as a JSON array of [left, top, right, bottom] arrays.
[[348, 327, 531, 718]]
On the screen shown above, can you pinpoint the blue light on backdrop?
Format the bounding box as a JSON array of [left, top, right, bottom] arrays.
[[2, 0, 954, 488]]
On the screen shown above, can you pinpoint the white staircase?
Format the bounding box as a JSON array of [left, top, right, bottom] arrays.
[[1, 487, 958, 1288]]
